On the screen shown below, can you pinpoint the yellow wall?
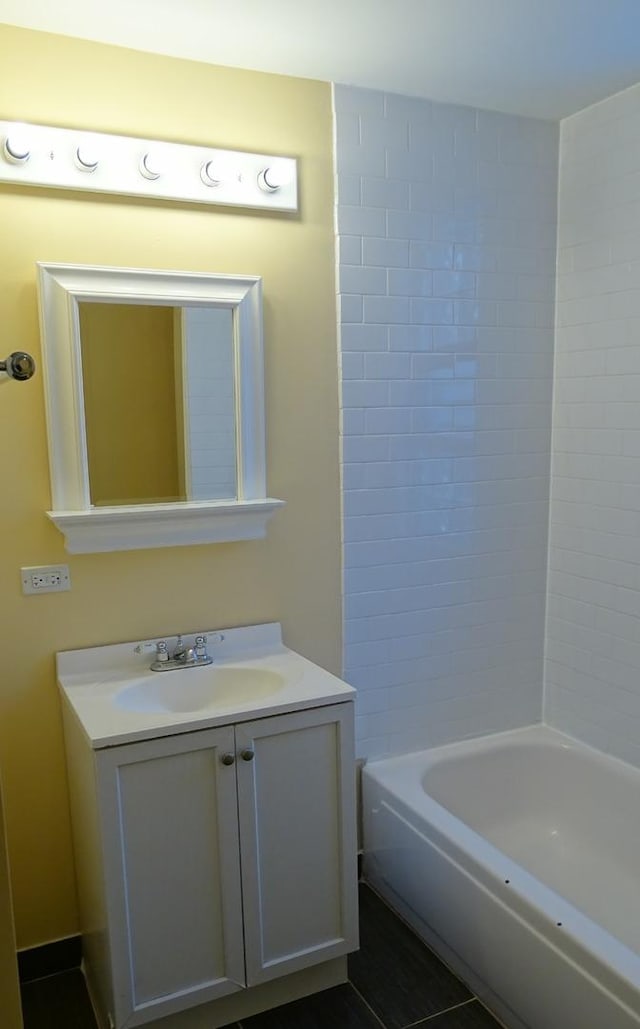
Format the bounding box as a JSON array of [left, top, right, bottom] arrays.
[[0, 775, 21, 1027], [0, 24, 340, 948], [79, 303, 181, 505]]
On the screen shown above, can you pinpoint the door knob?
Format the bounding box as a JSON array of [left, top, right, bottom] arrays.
[[240, 749, 255, 762], [220, 753, 235, 766]]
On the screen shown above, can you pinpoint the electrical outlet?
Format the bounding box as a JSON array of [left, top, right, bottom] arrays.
[[21, 564, 71, 595]]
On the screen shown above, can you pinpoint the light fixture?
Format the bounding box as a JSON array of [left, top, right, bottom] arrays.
[[0, 120, 298, 212], [3, 125, 31, 164], [257, 159, 295, 193]]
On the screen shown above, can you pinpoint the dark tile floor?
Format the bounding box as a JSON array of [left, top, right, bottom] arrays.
[[20, 969, 96, 1029], [20, 884, 503, 1029]]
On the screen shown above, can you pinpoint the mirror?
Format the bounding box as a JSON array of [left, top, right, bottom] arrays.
[[37, 263, 283, 553], [78, 302, 237, 506]]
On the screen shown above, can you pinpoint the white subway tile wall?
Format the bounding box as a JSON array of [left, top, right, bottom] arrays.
[[547, 82, 640, 768], [334, 84, 558, 758]]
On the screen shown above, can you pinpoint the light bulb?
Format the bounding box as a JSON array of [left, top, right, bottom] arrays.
[[3, 125, 32, 164], [200, 156, 238, 188], [200, 160, 221, 187], [257, 159, 294, 192], [139, 150, 162, 180], [75, 137, 101, 172]]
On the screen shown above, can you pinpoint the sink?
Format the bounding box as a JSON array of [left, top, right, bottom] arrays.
[[114, 666, 286, 714], [57, 623, 357, 748]]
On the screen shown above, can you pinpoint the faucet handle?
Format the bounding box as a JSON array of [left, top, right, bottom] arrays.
[[194, 633, 224, 661], [194, 635, 208, 659], [155, 640, 169, 662]]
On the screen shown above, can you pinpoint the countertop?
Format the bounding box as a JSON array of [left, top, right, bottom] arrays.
[[57, 622, 355, 749]]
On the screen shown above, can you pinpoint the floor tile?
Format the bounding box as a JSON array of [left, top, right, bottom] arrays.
[[349, 885, 471, 1029], [239, 984, 382, 1028], [19, 886, 496, 1029], [20, 969, 97, 1029], [415, 999, 503, 1027]]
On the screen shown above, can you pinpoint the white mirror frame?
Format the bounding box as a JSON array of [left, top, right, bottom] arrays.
[[37, 262, 284, 553]]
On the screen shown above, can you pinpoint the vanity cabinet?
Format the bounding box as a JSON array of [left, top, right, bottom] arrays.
[[64, 700, 357, 1029]]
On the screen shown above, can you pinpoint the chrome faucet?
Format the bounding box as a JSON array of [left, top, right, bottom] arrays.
[[136, 633, 223, 672], [171, 634, 194, 664]]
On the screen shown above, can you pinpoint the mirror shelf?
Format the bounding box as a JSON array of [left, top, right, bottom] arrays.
[[37, 262, 284, 553], [48, 498, 285, 554]]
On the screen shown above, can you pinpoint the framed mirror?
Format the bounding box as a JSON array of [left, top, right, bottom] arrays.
[[37, 263, 284, 553]]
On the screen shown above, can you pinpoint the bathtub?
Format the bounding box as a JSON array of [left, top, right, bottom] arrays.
[[362, 725, 640, 1029]]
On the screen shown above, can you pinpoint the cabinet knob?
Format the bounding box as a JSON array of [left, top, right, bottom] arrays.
[[241, 749, 255, 762], [220, 753, 235, 766]]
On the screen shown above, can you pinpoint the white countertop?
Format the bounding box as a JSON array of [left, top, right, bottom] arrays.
[[58, 622, 355, 749]]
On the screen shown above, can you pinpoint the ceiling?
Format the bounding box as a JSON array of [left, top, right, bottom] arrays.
[[2, 0, 640, 120]]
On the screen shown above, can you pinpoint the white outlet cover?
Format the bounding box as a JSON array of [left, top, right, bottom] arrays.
[[21, 564, 71, 594]]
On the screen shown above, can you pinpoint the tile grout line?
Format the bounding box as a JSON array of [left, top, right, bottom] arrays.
[[401, 997, 478, 1027], [348, 979, 391, 1029]]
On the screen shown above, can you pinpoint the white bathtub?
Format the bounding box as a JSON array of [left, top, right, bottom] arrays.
[[363, 725, 640, 1029]]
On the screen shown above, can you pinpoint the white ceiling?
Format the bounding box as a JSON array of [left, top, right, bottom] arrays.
[[2, 0, 640, 120]]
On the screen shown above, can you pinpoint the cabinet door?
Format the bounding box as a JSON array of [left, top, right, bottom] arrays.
[[96, 726, 245, 1028], [236, 702, 358, 985]]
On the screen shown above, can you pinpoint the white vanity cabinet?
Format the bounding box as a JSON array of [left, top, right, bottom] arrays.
[[63, 699, 358, 1029]]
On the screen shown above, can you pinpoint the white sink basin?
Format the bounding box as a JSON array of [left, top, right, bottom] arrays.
[[114, 666, 286, 714], [57, 623, 356, 748]]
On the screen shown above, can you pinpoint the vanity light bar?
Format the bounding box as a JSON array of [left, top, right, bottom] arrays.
[[0, 121, 298, 212]]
